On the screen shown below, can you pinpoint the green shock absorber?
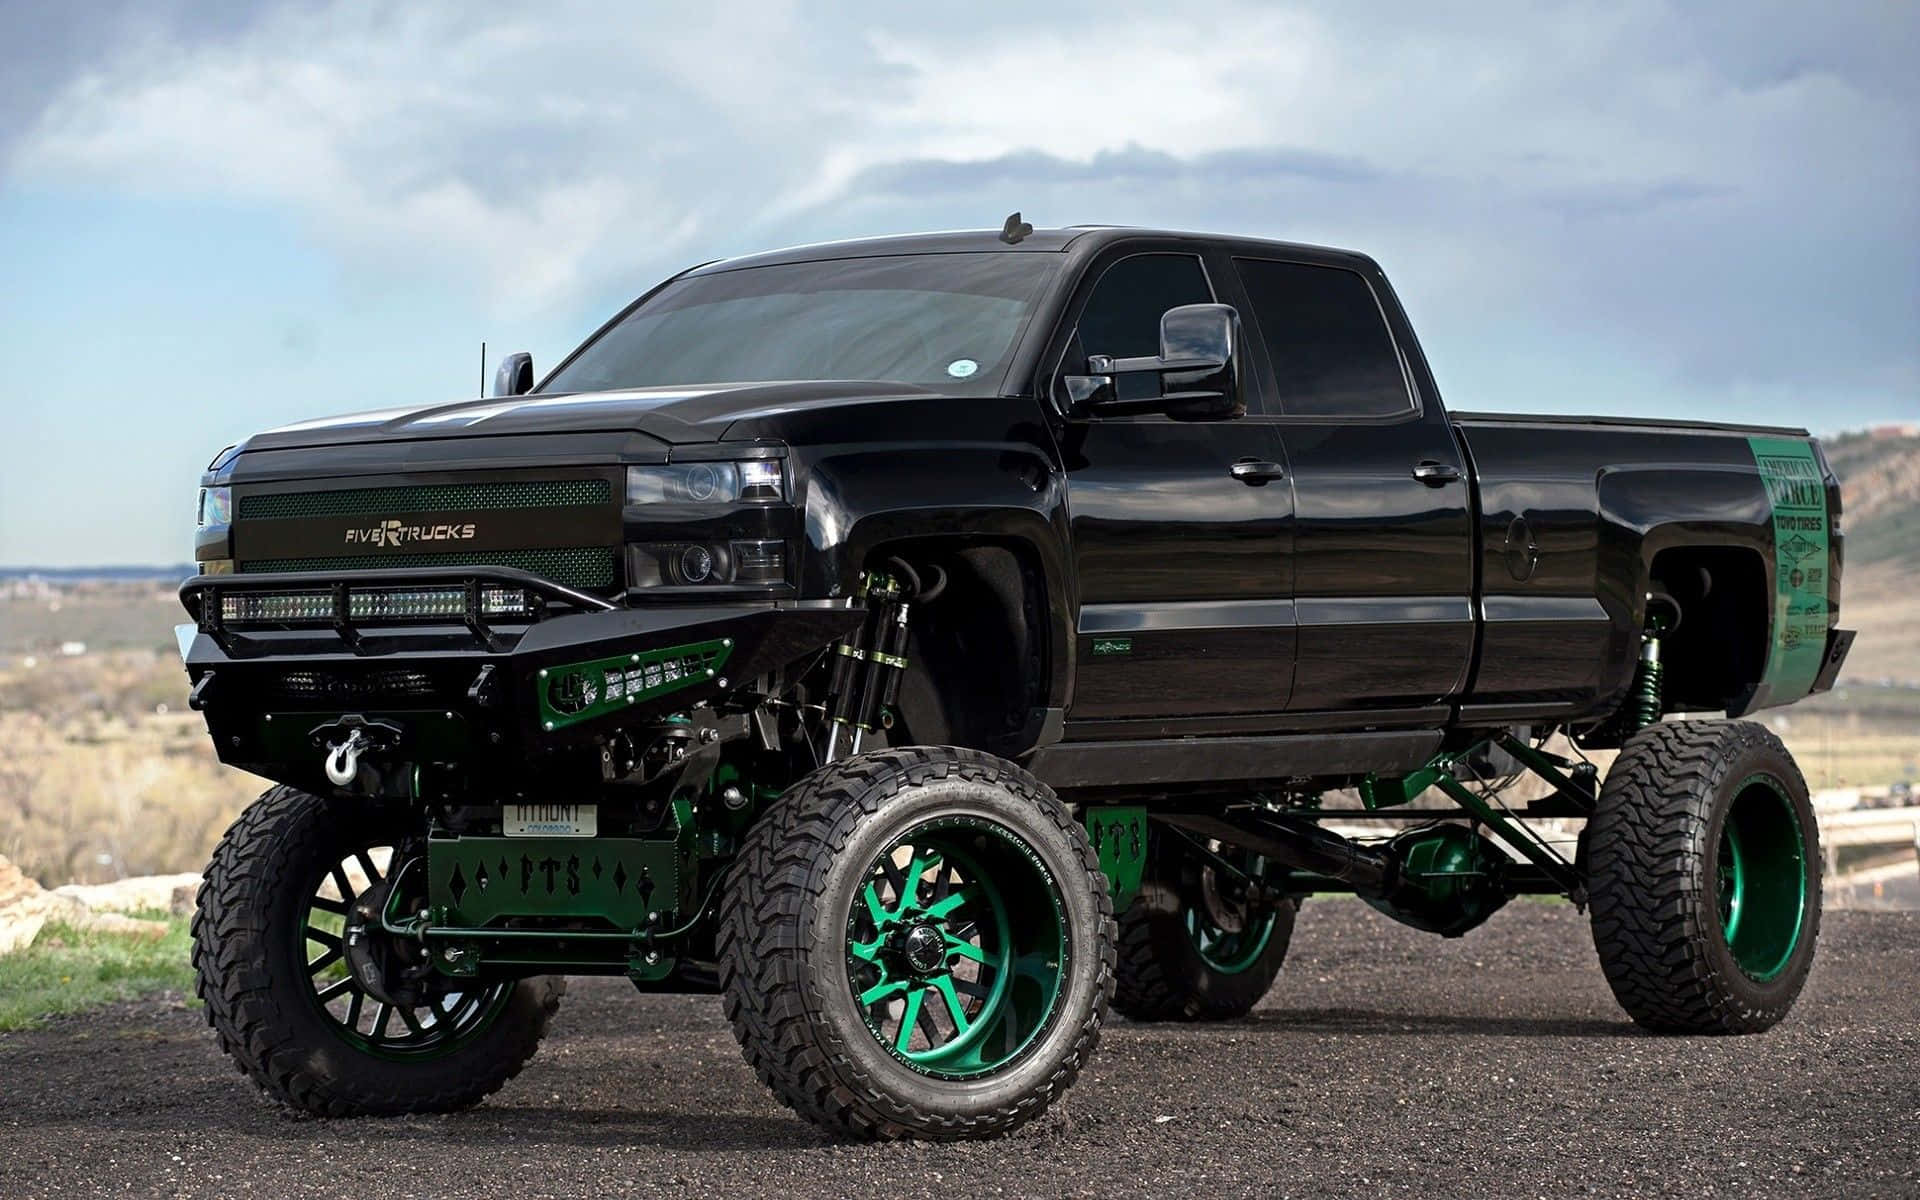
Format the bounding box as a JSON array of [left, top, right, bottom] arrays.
[[1628, 601, 1676, 733], [1630, 635, 1664, 732]]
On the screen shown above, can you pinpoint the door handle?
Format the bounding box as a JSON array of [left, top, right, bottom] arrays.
[[1230, 459, 1287, 486], [1412, 460, 1462, 486]]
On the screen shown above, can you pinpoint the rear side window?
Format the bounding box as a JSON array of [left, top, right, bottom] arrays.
[[1233, 259, 1412, 417], [1076, 254, 1214, 401]]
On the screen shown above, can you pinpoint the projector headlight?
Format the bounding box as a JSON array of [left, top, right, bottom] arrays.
[[198, 486, 232, 527], [625, 460, 785, 506]]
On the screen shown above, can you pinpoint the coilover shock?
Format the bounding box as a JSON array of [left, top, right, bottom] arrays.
[[1627, 594, 1681, 734], [821, 570, 913, 762]]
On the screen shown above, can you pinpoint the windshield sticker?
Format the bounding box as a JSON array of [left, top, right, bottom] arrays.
[[946, 358, 979, 379]]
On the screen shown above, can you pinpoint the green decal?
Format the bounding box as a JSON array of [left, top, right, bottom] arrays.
[[1084, 805, 1148, 911], [1748, 436, 1829, 700], [1091, 637, 1132, 656]]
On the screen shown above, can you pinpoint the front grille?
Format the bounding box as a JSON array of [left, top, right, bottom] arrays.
[[241, 547, 617, 590], [239, 479, 611, 520]]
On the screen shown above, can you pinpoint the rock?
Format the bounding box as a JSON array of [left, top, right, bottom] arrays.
[[53, 873, 204, 917], [0, 855, 184, 953], [169, 879, 202, 916], [0, 854, 53, 955]]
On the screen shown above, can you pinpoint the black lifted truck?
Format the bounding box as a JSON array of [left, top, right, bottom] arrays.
[[180, 222, 1853, 1140]]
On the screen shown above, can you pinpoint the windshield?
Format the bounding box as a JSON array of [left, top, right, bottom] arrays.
[[541, 253, 1059, 395]]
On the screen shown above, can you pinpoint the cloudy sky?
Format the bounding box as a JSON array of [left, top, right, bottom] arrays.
[[1, 0, 1915, 565]]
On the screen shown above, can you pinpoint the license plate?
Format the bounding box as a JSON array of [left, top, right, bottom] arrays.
[[503, 804, 597, 837]]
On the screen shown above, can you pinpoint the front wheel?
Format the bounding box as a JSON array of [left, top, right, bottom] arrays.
[[1587, 720, 1820, 1034], [717, 747, 1115, 1140], [192, 786, 563, 1115]]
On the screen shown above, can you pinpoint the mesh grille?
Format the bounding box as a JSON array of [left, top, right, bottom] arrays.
[[241, 547, 617, 590], [239, 479, 610, 520]]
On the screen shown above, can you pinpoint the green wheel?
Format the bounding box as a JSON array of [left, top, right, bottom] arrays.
[[193, 786, 563, 1115], [844, 819, 1068, 1078], [1114, 840, 1295, 1022], [718, 746, 1114, 1140], [1588, 720, 1821, 1034]]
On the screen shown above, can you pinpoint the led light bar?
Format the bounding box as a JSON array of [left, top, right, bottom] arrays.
[[217, 585, 533, 625], [221, 591, 333, 624]]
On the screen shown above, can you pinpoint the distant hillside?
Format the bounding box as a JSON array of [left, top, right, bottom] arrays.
[[1825, 426, 1920, 567]]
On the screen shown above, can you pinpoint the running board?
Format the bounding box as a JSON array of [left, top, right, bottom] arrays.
[[1027, 730, 1443, 790]]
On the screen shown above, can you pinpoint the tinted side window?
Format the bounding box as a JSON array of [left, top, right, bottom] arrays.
[[1234, 259, 1411, 417], [1076, 254, 1213, 401]]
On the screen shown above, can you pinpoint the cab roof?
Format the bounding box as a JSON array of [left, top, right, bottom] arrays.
[[683, 226, 1374, 276]]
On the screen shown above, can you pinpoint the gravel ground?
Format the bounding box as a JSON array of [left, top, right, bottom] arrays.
[[2, 902, 1915, 1199]]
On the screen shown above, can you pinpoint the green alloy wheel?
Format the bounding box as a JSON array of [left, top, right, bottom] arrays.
[[193, 786, 564, 1115], [845, 820, 1067, 1077], [1714, 774, 1810, 981], [1588, 720, 1821, 1034], [719, 746, 1115, 1140], [1115, 841, 1295, 1022]]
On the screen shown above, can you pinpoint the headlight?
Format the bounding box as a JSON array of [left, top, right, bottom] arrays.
[[625, 460, 784, 506], [628, 540, 787, 588], [198, 486, 232, 527]]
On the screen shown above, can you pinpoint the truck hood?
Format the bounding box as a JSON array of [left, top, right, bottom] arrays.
[[240, 380, 942, 452]]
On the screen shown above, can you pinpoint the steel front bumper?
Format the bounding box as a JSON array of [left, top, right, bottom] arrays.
[[177, 567, 858, 790]]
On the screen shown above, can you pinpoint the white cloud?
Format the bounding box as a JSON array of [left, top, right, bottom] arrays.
[[7, 0, 1915, 404]]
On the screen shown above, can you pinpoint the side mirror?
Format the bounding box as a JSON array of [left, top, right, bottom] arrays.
[[493, 351, 534, 397], [1061, 303, 1246, 420]]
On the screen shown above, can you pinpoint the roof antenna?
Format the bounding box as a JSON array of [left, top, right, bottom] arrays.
[[999, 211, 1033, 245], [479, 341, 487, 398]]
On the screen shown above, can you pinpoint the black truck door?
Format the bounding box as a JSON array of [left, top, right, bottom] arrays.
[[1226, 254, 1474, 718], [1056, 250, 1297, 723]]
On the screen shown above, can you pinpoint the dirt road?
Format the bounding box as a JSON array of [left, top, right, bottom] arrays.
[[3, 902, 1914, 1198]]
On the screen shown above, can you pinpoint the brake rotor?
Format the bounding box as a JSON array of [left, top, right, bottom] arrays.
[[343, 873, 438, 1008]]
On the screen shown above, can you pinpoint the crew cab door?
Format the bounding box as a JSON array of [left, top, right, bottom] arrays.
[[1054, 249, 1297, 723], [1224, 254, 1474, 717]]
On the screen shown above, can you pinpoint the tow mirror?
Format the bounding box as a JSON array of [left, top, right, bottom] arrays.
[[1062, 303, 1246, 421], [493, 351, 534, 397]]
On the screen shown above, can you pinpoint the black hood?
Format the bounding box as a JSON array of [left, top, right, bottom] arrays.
[[238, 380, 943, 452]]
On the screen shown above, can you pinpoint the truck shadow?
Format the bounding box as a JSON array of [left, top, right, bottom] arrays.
[[1234, 1006, 1632, 1039]]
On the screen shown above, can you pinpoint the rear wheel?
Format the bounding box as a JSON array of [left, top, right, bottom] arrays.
[[1114, 840, 1294, 1022], [193, 786, 563, 1115], [1587, 720, 1820, 1034], [717, 746, 1114, 1140]]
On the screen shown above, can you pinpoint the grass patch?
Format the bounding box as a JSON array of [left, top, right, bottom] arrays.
[[0, 909, 195, 1031]]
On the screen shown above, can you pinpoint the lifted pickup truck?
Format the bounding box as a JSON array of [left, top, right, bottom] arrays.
[[181, 223, 1852, 1139]]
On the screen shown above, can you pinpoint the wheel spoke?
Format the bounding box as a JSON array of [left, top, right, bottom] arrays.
[[931, 975, 971, 1036], [923, 884, 978, 921], [861, 976, 909, 1007], [355, 850, 383, 885], [898, 849, 940, 912], [944, 934, 989, 965], [862, 882, 891, 927], [330, 865, 356, 902], [307, 947, 343, 975], [895, 989, 924, 1053], [847, 936, 887, 965], [309, 895, 347, 916], [315, 976, 354, 1003], [396, 1006, 426, 1037], [373, 1003, 392, 1039], [305, 926, 342, 950], [914, 986, 944, 1045], [878, 853, 907, 905], [951, 974, 992, 1000], [345, 990, 364, 1031]]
